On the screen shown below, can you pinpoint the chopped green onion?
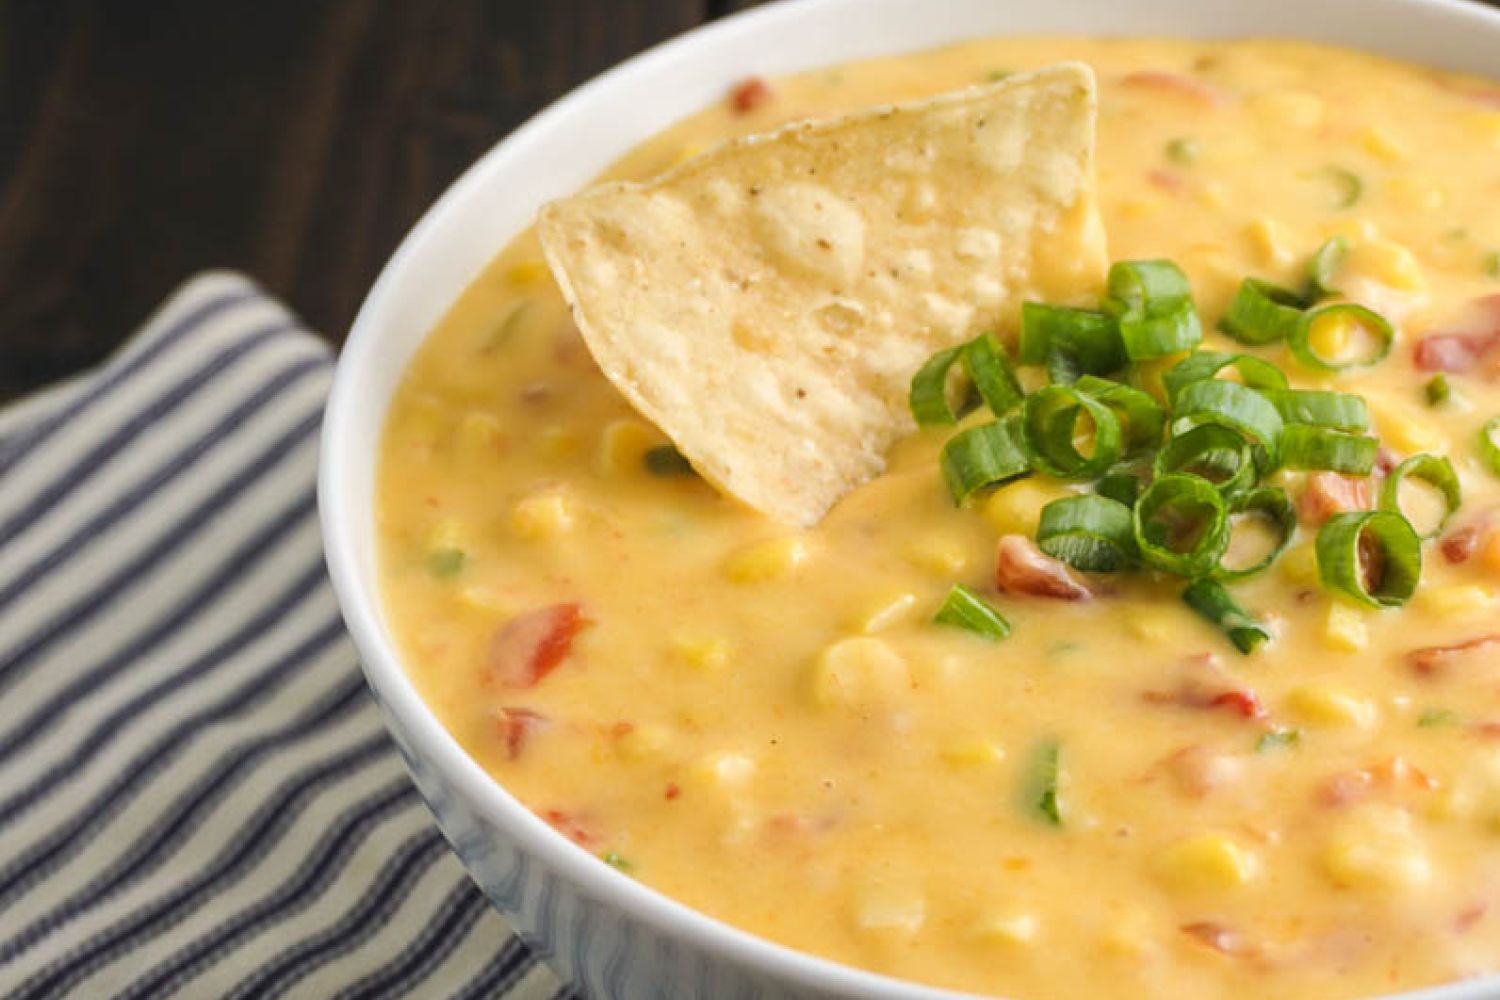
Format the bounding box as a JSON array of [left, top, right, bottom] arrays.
[[1424, 374, 1452, 407], [1279, 425, 1379, 474], [643, 444, 696, 476], [1481, 417, 1500, 478], [1036, 495, 1138, 572], [940, 419, 1031, 504], [1264, 389, 1369, 432], [1018, 303, 1125, 376], [482, 301, 531, 353], [1074, 376, 1165, 457], [1161, 350, 1289, 404], [1153, 424, 1257, 498], [1182, 578, 1272, 654], [1379, 454, 1461, 538], [1166, 137, 1199, 165], [1316, 510, 1422, 608], [1096, 470, 1144, 508], [1255, 727, 1301, 751], [1133, 473, 1231, 577], [1325, 166, 1364, 209], [933, 583, 1012, 640], [1106, 260, 1204, 360], [1218, 279, 1305, 346], [961, 332, 1025, 415], [1031, 739, 1063, 827], [1485, 250, 1500, 279], [909, 344, 975, 427], [1216, 486, 1295, 580], [1307, 236, 1348, 300], [1417, 708, 1459, 728], [601, 851, 635, 872], [1171, 379, 1285, 471], [428, 548, 468, 578], [1288, 303, 1394, 372], [1021, 386, 1123, 480]]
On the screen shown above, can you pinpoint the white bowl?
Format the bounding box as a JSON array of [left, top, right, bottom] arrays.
[[320, 1, 1500, 997]]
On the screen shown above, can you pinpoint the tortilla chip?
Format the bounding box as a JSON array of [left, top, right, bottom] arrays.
[[539, 63, 1107, 526]]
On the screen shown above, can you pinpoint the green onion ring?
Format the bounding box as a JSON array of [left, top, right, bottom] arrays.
[[961, 332, 1025, 416], [1288, 302, 1395, 372], [1018, 302, 1124, 375], [1316, 510, 1422, 608], [1182, 578, 1273, 654], [1218, 278, 1306, 346], [1074, 376, 1166, 457], [1095, 470, 1144, 508], [1133, 473, 1232, 577], [1021, 386, 1123, 480], [1153, 424, 1257, 498], [1481, 417, 1500, 478], [1106, 260, 1204, 360], [1161, 350, 1290, 404], [1279, 425, 1379, 474], [1216, 486, 1296, 581], [1325, 166, 1364, 209], [1170, 379, 1286, 471], [1263, 389, 1369, 432], [1425, 374, 1452, 408], [1307, 236, 1348, 300], [940, 419, 1031, 505], [1380, 454, 1462, 538], [933, 583, 1012, 641], [909, 344, 974, 427], [1036, 494, 1138, 572]]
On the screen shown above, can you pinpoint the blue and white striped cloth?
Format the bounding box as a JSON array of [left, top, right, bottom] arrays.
[[0, 273, 571, 1000]]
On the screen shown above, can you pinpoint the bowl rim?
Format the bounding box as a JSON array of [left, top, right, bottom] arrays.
[[321, 1, 1500, 997]]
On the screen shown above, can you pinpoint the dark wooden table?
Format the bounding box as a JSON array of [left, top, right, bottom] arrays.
[[0, 0, 760, 403]]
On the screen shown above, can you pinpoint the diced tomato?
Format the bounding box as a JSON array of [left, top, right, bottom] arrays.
[[487, 603, 588, 688], [493, 706, 550, 759], [1181, 922, 1251, 956], [729, 76, 773, 114], [1413, 294, 1500, 374], [1297, 472, 1374, 526], [664, 782, 681, 801], [1144, 654, 1266, 722], [1407, 634, 1500, 676], [1121, 70, 1228, 107], [1210, 690, 1266, 720], [1442, 526, 1480, 564], [1147, 169, 1186, 195], [995, 534, 1093, 600], [1322, 757, 1434, 807], [1457, 904, 1488, 934], [540, 808, 597, 847]]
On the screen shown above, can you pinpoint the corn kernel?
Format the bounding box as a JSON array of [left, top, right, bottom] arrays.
[[506, 260, 549, 286], [596, 418, 661, 477], [1280, 542, 1320, 585], [1417, 585, 1497, 620], [810, 637, 910, 710], [671, 632, 730, 672], [1466, 111, 1500, 149], [1288, 684, 1378, 728], [1361, 126, 1410, 162], [1369, 400, 1445, 454], [1305, 309, 1355, 360], [691, 751, 757, 789], [1244, 217, 1298, 270], [723, 536, 809, 583], [537, 425, 579, 458], [510, 489, 575, 540], [982, 479, 1069, 536], [1320, 808, 1431, 890], [940, 738, 1007, 769], [902, 534, 971, 577], [1479, 532, 1500, 577], [1252, 90, 1325, 130], [852, 878, 926, 935], [850, 591, 918, 634], [970, 908, 1040, 947], [457, 411, 504, 455], [1385, 175, 1446, 212], [457, 585, 510, 613], [618, 723, 674, 759], [1348, 238, 1426, 293], [1153, 834, 1258, 893], [426, 517, 465, 553], [1127, 610, 1175, 644], [1323, 601, 1370, 653]]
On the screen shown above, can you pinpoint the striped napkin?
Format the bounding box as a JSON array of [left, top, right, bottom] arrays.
[[0, 273, 572, 1000]]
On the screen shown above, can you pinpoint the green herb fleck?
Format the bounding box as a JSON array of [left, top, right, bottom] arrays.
[[1417, 707, 1459, 728], [643, 444, 696, 477], [1166, 137, 1200, 166], [984, 69, 1012, 82], [428, 548, 468, 578], [1485, 250, 1500, 279], [601, 851, 634, 873], [482, 301, 531, 353], [1425, 373, 1452, 407], [1255, 727, 1301, 752], [1031, 740, 1063, 827], [1324, 166, 1363, 209]]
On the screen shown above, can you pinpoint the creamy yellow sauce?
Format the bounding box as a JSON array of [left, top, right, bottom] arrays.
[[378, 38, 1500, 1000]]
